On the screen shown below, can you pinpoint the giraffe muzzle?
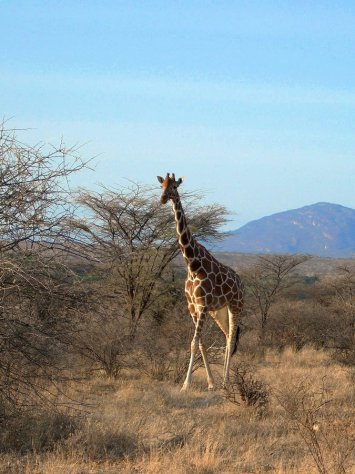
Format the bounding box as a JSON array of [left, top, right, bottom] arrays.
[[160, 194, 169, 204]]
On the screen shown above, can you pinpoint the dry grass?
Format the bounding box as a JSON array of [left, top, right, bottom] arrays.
[[0, 347, 354, 474]]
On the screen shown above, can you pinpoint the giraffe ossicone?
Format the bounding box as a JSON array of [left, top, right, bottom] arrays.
[[157, 172, 244, 391]]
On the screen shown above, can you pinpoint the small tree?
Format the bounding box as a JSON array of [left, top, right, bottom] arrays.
[[244, 254, 310, 341], [72, 183, 228, 338]]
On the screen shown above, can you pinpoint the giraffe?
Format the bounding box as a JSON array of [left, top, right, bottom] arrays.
[[157, 173, 244, 391]]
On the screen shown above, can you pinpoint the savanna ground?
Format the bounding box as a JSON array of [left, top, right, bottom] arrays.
[[1, 345, 354, 474]]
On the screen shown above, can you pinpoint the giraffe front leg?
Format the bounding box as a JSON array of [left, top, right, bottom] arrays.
[[181, 335, 198, 391], [181, 309, 207, 391]]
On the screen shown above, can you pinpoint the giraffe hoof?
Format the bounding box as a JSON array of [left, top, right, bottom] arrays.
[[180, 385, 188, 392], [208, 385, 215, 391]]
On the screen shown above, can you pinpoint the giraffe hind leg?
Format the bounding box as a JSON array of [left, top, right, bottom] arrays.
[[210, 306, 229, 336], [223, 304, 241, 387], [199, 340, 214, 390], [210, 307, 231, 389], [231, 325, 241, 355]]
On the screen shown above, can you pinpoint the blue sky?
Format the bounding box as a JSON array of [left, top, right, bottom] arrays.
[[1, 1, 354, 228]]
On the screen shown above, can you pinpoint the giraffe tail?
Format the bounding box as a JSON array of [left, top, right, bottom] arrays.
[[231, 325, 241, 356]]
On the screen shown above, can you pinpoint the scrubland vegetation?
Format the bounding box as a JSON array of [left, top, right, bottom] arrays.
[[1, 124, 354, 473]]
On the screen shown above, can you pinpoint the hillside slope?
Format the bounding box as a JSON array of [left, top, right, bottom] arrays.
[[215, 202, 355, 257]]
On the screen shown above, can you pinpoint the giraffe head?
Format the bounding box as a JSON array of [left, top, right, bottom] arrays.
[[157, 173, 184, 204]]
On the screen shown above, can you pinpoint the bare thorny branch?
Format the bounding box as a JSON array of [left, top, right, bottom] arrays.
[[0, 121, 89, 255]]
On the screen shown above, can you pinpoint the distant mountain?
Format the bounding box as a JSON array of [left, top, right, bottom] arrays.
[[213, 203, 355, 257]]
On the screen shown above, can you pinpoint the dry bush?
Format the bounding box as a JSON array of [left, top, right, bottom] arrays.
[[73, 308, 131, 379], [267, 300, 340, 351], [0, 408, 79, 454], [69, 422, 140, 461], [242, 262, 354, 359], [132, 321, 194, 384], [276, 378, 354, 474], [243, 254, 310, 341], [325, 266, 355, 365], [225, 362, 269, 412], [0, 254, 90, 421], [331, 347, 355, 366]]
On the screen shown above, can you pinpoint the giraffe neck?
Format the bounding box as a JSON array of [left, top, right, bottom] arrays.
[[171, 194, 199, 265]]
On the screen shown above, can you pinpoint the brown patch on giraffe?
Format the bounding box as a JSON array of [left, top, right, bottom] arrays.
[[185, 245, 194, 259], [218, 294, 228, 305], [196, 268, 208, 279], [201, 257, 212, 272], [204, 293, 213, 305], [211, 261, 219, 274], [201, 278, 212, 293], [207, 273, 217, 285], [222, 282, 232, 293], [216, 273, 223, 285], [180, 231, 189, 246], [223, 293, 233, 304], [198, 247, 206, 258], [190, 259, 200, 272], [178, 219, 185, 234], [193, 283, 206, 297]]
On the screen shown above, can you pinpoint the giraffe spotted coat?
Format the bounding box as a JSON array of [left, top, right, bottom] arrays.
[[158, 173, 244, 390]]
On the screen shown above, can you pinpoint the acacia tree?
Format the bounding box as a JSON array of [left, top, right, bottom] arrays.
[[244, 254, 310, 341], [72, 183, 228, 337]]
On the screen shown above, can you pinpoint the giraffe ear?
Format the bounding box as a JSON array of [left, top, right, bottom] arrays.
[[177, 177, 184, 186], [157, 176, 164, 184]]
